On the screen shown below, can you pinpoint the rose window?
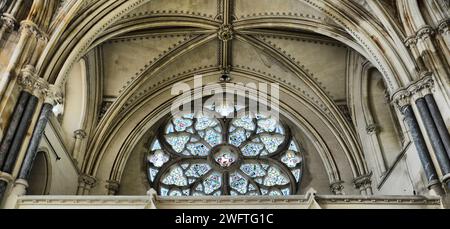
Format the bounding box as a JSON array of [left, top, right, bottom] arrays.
[[147, 104, 303, 196]]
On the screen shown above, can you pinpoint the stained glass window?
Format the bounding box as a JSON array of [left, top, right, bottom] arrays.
[[146, 102, 303, 196]]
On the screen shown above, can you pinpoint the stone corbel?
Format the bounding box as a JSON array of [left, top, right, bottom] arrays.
[[366, 123, 379, 135], [77, 174, 97, 195], [74, 129, 87, 140], [105, 180, 120, 195], [330, 181, 345, 195]]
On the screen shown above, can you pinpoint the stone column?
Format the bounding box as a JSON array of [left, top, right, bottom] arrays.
[[0, 94, 37, 201], [401, 104, 443, 194], [1, 95, 38, 174], [1, 85, 60, 207], [0, 91, 30, 167], [424, 94, 450, 159], [0, 21, 35, 101], [354, 174, 373, 196], [72, 129, 87, 165], [17, 103, 53, 180], [415, 97, 450, 183]]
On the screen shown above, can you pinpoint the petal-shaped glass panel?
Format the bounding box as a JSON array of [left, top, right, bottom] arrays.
[[281, 151, 302, 168], [165, 133, 190, 153], [202, 172, 222, 194], [162, 166, 188, 186], [229, 128, 247, 147], [186, 143, 209, 156], [259, 134, 285, 153], [241, 142, 264, 156], [229, 172, 248, 194], [148, 150, 169, 167]]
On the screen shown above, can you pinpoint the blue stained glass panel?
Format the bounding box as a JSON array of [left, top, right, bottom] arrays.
[[229, 128, 247, 147], [241, 163, 266, 178], [203, 172, 222, 194], [233, 116, 255, 131], [173, 118, 193, 132], [186, 143, 209, 156], [263, 167, 290, 186], [260, 134, 284, 153], [229, 172, 248, 194], [241, 143, 264, 156], [162, 166, 188, 186], [165, 134, 190, 153], [205, 129, 222, 146], [195, 116, 218, 130], [185, 164, 211, 178]]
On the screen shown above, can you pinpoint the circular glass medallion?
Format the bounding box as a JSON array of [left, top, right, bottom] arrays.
[[211, 145, 240, 169]]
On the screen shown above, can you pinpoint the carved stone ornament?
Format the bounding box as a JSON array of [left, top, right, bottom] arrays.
[[45, 85, 64, 106], [416, 26, 435, 41], [1, 13, 17, 30], [79, 174, 97, 187], [392, 74, 434, 109], [218, 24, 234, 41], [330, 181, 345, 195], [74, 129, 87, 139], [366, 124, 378, 135], [106, 180, 120, 194], [438, 19, 449, 35], [19, 20, 48, 41], [353, 174, 372, 190]]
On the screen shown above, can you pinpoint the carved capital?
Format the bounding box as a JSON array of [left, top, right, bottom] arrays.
[[410, 74, 434, 99], [366, 124, 379, 135], [17, 65, 52, 98], [438, 19, 450, 35], [17, 66, 37, 93], [1, 13, 17, 30], [416, 25, 435, 41], [19, 20, 47, 40], [392, 73, 434, 109], [44, 85, 63, 106], [106, 180, 120, 195], [34, 77, 49, 97], [353, 174, 372, 190], [392, 90, 411, 109], [78, 174, 97, 187], [218, 24, 234, 41], [330, 181, 345, 195], [74, 129, 87, 139], [404, 36, 416, 47]]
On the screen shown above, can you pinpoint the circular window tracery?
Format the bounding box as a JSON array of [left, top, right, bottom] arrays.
[[147, 102, 303, 196]]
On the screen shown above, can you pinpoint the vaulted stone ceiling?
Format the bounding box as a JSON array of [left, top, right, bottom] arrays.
[[84, 0, 354, 122]]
